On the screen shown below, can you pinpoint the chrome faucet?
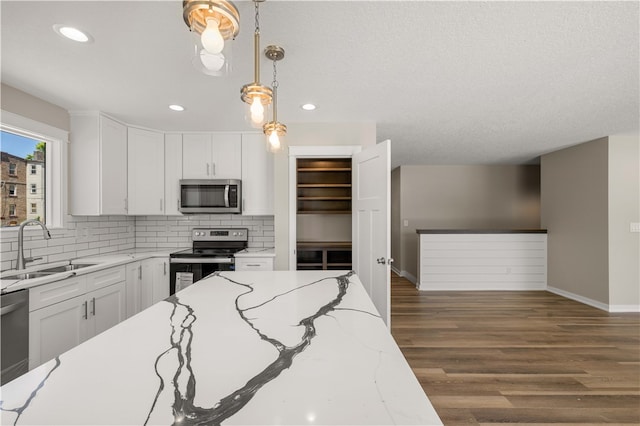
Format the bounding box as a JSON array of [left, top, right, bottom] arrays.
[[16, 219, 51, 270]]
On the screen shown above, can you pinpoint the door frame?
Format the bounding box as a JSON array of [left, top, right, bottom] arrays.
[[288, 146, 362, 270]]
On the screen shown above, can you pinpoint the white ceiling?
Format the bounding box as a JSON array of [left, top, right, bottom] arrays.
[[1, 1, 638, 168]]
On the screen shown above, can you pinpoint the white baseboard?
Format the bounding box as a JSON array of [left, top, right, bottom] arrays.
[[608, 304, 640, 313], [546, 286, 609, 311]]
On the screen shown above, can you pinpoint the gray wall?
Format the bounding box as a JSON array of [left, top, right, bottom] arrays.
[[541, 138, 610, 304], [392, 165, 541, 281]]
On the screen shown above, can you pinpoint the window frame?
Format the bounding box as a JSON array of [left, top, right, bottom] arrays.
[[8, 184, 17, 197], [30, 183, 37, 194], [30, 164, 37, 175], [1, 110, 68, 231]]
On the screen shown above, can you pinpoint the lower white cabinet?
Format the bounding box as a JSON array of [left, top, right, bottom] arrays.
[[28, 267, 126, 369], [235, 257, 274, 271], [125, 257, 169, 318]]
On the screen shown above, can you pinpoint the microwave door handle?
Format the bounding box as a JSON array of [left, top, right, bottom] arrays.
[[224, 185, 230, 208]]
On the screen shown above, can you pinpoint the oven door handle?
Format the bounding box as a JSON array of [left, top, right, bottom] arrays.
[[224, 184, 230, 208], [170, 258, 234, 264]]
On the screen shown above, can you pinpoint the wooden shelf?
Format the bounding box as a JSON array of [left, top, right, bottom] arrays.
[[297, 158, 351, 215], [296, 241, 352, 271]]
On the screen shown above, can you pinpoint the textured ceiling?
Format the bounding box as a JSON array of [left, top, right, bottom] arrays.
[[1, 1, 638, 168]]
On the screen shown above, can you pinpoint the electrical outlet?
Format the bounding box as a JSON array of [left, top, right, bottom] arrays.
[[631, 222, 640, 233], [403, 220, 409, 227]]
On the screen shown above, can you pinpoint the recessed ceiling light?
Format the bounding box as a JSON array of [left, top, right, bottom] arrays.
[[169, 104, 185, 112], [301, 103, 316, 111], [53, 25, 92, 43]]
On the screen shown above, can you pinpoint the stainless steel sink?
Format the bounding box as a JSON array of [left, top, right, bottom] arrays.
[[37, 263, 98, 273], [6, 272, 54, 280]]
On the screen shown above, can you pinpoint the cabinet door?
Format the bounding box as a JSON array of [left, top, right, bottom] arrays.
[[100, 116, 128, 215], [182, 134, 213, 179], [151, 257, 170, 304], [89, 281, 126, 338], [29, 294, 89, 369], [212, 133, 242, 179], [139, 260, 155, 311], [125, 261, 142, 318], [165, 134, 183, 215], [128, 127, 165, 215], [235, 257, 274, 271], [241, 133, 273, 215]]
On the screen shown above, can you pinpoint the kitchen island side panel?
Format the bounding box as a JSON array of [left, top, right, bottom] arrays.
[[418, 232, 547, 290]]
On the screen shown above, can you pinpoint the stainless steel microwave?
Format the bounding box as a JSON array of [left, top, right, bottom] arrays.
[[179, 179, 242, 214]]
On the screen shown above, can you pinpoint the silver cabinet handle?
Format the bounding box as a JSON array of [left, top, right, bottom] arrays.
[[246, 264, 261, 267], [91, 297, 96, 316], [138, 265, 142, 280], [160, 199, 163, 212], [212, 163, 216, 175], [177, 198, 180, 210], [163, 262, 167, 275], [83, 301, 88, 320], [206, 163, 210, 176], [124, 198, 128, 212]]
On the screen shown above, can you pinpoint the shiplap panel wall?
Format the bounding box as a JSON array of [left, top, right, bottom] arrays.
[[418, 233, 547, 290]]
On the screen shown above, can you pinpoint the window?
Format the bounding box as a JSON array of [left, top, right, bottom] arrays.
[[30, 164, 37, 175], [1, 113, 66, 230], [9, 204, 16, 217], [8, 163, 16, 175], [30, 184, 37, 194], [8, 185, 17, 196], [31, 203, 37, 213]]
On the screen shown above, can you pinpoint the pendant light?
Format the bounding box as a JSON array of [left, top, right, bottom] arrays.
[[263, 45, 286, 153], [183, 0, 239, 76], [240, 0, 272, 129]]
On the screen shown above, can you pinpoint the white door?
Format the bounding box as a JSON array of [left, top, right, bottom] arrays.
[[352, 140, 391, 326]]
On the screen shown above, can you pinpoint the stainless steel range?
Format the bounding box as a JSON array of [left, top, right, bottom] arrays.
[[169, 228, 248, 294]]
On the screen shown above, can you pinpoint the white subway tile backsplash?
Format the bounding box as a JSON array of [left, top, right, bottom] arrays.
[[1, 214, 274, 271]]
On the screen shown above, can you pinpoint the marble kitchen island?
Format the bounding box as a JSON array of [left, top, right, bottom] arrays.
[[0, 270, 441, 425]]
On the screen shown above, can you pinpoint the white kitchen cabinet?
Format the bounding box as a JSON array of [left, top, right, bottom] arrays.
[[125, 257, 169, 318], [241, 133, 274, 216], [69, 113, 128, 215], [164, 134, 183, 215], [29, 267, 126, 369], [182, 133, 241, 179], [235, 257, 274, 271], [127, 127, 165, 215]]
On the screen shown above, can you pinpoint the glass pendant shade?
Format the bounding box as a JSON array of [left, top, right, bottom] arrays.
[[263, 121, 287, 153], [191, 31, 233, 76], [241, 84, 272, 128], [183, 0, 239, 76]]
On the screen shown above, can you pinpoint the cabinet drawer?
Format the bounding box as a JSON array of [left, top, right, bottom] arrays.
[[29, 276, 87, 312], [86, 266, 126, 292], [235, 258, 274, 271]]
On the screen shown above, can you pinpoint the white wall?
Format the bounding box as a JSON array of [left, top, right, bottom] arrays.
[[608, 133, 640, 311], [273, 122, 376, 270]]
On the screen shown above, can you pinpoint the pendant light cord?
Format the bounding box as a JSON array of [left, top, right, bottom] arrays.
[[272, 58, 279, 122]]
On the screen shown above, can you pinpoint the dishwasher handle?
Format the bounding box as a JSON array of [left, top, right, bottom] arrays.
[[1, 300, 26, 316]]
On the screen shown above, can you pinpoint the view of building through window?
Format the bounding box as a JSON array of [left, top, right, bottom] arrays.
[[0, 131, 46, 227]]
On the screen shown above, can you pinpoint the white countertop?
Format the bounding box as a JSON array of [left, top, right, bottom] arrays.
[[0, 270, 442, 425], [234, 247, 275, 257], [0, 250, 178, 294]]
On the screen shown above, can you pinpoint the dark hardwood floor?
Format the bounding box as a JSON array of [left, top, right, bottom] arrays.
[[390, 273, 640, 425]]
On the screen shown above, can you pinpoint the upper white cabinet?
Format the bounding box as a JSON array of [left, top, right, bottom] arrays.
[[164, 134, 183, 215], [70, 113, 128, 215], [127, 127, 165, 215], [182, 133, 241, 179], [241, 133, 274, 216]]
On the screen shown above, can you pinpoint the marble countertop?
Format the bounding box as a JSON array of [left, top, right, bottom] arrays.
[[0, 270, 442, 425], [234, 247, 275, 257]]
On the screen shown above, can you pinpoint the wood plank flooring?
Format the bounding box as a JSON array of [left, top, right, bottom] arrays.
[[390, 273, 640, 425]]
